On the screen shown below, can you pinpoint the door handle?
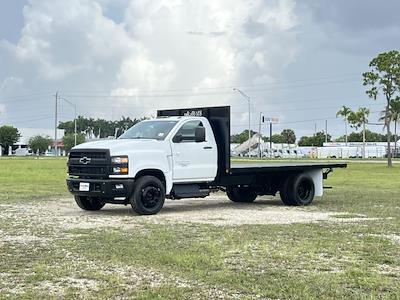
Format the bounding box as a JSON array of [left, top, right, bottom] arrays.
[[203, 146, 212, 149]]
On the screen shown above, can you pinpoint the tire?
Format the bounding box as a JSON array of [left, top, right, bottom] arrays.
[[279, 177, 295, 205], [75, 196, 105, 211], [130, 176, 165, 215], [226, 186, 257, 203], [280, 174, 315, 206]]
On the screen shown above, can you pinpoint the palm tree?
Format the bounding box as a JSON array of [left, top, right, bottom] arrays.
[[379, 99, 400, 157], [391, 100, 400, 156], [336, 106, 352, 145], [348, 107, 370, 158]]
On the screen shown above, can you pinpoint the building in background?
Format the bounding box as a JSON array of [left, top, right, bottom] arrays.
[[0, 128, 65, 156]]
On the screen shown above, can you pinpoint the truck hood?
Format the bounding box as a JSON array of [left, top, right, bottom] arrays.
[[72, 139, 167, 155]]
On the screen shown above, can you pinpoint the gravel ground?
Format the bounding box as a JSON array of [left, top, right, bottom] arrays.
[[0, 195, 389, 298], [0, 194, 372, 232]]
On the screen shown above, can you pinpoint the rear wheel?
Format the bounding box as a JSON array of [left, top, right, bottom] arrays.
[[75, 196, 105, 211], [280, 174, 315, 206], [226, 187, 257, 203], [279, 177, 295, 205], [130, 176, 165, 215]]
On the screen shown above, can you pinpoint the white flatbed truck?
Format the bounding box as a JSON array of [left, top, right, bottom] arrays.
[[66, 106, 346, 215]]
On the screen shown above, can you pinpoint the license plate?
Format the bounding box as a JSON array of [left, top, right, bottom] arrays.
[[79, 182, 90, 191]]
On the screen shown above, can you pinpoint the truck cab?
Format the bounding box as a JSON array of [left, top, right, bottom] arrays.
[[67, 106, 346, 215]]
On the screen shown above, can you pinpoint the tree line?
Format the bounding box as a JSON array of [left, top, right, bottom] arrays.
[[231, 128, 332, 147], [58, 116, 144, 138], [0, 116, 144, 155], [231, 129, 298, 145], [231, 126, 399, 148]]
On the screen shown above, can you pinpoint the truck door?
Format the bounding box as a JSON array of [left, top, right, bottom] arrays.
[[171, 120, 217, 182]]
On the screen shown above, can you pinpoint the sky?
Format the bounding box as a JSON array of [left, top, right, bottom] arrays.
[[0, 0, 399, 139]]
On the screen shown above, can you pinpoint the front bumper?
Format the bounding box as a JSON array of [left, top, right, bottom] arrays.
[[66, 177, 135, 199]]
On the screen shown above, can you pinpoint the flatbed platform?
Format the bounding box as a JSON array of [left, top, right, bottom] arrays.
[[230, 162, 347, 174]]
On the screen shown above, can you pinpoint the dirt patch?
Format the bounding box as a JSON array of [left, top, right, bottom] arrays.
[[0, 195, 380, 232], [149, 196, 336, 225], [10, 196, 334, 229]]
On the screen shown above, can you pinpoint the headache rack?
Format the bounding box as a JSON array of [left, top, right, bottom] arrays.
[[157, 106, 231, 178]]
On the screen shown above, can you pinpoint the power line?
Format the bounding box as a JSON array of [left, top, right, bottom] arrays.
[[61, 79, 359, 99], [0, 71, 368, 109], [34, 94, 377, 109], [0, 116, 53, 125], [0, 113, 73, 124], [52, 100, 385, 116], [0, 94, 52, 104], [59, 73, 361, 94]]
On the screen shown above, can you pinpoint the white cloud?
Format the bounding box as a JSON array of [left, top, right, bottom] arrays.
[[0, 0, 299, 132], [0, 76, 24, 92], [119, 0, 299, 118]]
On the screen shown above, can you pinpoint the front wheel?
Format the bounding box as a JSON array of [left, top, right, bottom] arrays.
[[75, 196, 105, 211], [130, 176, 165, 215], [226, 187, 257, 203]]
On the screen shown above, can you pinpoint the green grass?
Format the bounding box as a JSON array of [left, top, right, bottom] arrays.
[[0, 157, 399, 299], [0, 157, 68, 201]]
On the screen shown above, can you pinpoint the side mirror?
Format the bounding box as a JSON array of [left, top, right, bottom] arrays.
[[195, 127, 206, 142], [173, 134, 183, 143]]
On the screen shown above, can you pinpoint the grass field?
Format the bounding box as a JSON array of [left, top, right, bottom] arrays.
[[0, 157, 399, 299], [0, 157, 69, 201]]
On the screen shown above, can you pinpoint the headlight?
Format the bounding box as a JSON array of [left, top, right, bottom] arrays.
[[111, 156, 129, 175], [111, 156, 129, 164]]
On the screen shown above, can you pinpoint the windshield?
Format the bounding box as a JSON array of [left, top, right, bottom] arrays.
[[119, 120, 178, 140]]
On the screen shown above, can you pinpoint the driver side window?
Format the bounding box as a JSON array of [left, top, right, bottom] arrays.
[[174, 120, 203, 142]]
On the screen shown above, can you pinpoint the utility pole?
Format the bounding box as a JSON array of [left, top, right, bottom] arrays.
[[233, 88, 251, 157], [54, 92, 58, 157], [312, 123, 317, 147], [74, 111, 77, 146], [59, 96, 77, 147], [258, 112, 263, 158], [269, 121, 272, 151], [362, 121, 366, 159]]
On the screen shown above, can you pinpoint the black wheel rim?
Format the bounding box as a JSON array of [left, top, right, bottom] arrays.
[[297, 180, 311, 201], [141, 186, 161, 208]]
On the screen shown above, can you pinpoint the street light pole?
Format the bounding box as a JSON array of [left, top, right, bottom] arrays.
[[59, 96, 77, 147], [233, 88, 251, 158], [325, 120, 328, 144], [54, 92, 58, 157]]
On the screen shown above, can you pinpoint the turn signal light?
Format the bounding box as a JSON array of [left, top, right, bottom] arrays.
[[112, 167, 129, 175]]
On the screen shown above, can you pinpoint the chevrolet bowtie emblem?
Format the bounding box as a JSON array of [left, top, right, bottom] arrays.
[[79, 157, 91, 164]]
